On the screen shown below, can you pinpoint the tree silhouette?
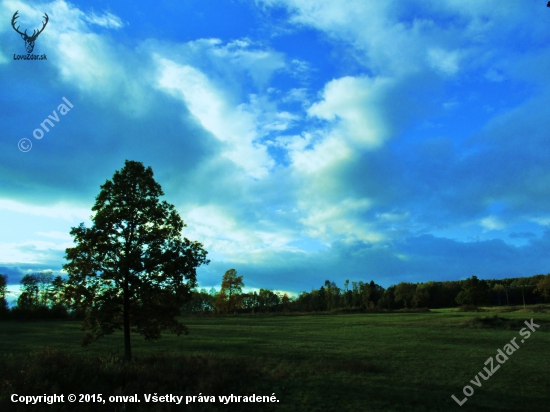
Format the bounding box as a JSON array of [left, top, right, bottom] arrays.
[[455, 275, 490, 307], [63, 160, 209, 360], [36, 272, 53, 306], [0, 274, 8, 314], [394, 282, 417, 309], [215, 269, 243, 313], [18, 274, 40, 309], [258, 288, 280, 311], [534, 274, 550, 299]]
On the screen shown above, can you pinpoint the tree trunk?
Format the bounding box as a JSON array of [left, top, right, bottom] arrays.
[[123, 274, 132, 361]]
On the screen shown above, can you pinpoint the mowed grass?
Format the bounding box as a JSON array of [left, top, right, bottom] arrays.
[[1, 308, 549, 411]]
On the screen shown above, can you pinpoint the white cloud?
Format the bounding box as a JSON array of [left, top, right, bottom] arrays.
[[280, 75, 394, 177], [155, 37, 286, 93], [85, 11, 125, 29], [155, 57, 275, 179], [258, 0, 434, 76], [288, 133, 351, 174], [258, 0, 542, 81], [0, 199, 90, 221], [308, 75, 393, 149], [282, 88, 310, 107], [480, 216, 506, 231], [181, 204, 298, 261], [54, 32, 148, 115], [376, 212, 410, 222], [0, 240, 65, 264], [261, 110, 300, 132], [427, 48, 461, 76], [245, 94, 301, 134], [55, 32, 114, 86], [209, 39, 286, 88], [299, 197, 382, 243], [531, 217, 550, 227]]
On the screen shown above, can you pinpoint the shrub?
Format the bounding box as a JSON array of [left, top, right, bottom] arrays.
[[461, 315, 522, 329], [457, 304, 482, 312]]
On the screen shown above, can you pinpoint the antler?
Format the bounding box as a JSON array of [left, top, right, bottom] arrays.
[[11, 11, 49, 40], [32, 13, 49, 39], [11, 11, 26, 37]]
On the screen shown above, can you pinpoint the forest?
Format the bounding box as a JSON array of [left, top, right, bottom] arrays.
[[2, 270, 549, 320]]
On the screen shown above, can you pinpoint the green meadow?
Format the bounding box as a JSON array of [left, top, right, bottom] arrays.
[[1, 308, 549, 411]]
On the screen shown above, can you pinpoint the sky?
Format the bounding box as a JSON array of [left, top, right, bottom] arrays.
[[2, 0, 550, 304]]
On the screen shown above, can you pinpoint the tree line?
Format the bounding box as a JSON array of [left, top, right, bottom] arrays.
[[2, 271, 550, 320], [181, 268, 290, 314], [1, 272, 68, 319], [179, 272, 550, 314]]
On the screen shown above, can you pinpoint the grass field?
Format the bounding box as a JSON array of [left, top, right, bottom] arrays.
[[1, 307, 549, 411]]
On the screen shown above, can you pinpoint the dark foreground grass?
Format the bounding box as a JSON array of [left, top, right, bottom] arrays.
[[1, 307, 550, 411], [1, 348, 282, 412]]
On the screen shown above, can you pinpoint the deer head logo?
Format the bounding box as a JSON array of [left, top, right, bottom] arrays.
[[11, 11, 49, 54]]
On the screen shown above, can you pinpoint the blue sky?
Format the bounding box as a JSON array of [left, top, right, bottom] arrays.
[[2, 0, 550, 303]]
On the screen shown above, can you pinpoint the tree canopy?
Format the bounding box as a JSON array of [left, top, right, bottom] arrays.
[[455, 275, 491, 307], [215, 269, 244, 313], [17, 274, 40, 309], [0, 274, 8, 314], [63, 160, 209, 360], [534, 274, 550, 299]]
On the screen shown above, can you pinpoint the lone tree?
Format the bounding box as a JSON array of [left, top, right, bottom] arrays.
[[215, 269, 244, 313], [63, 160, 209, 360]]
